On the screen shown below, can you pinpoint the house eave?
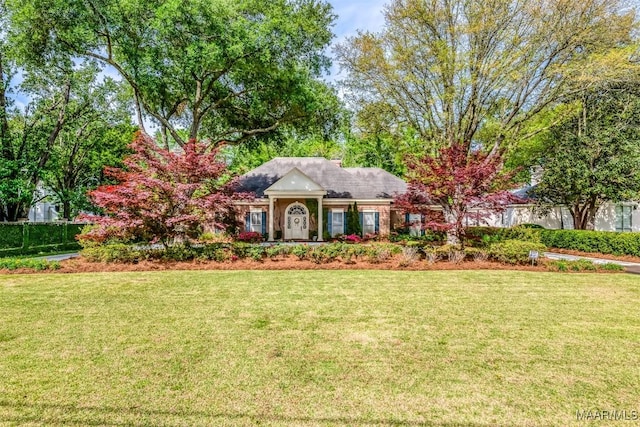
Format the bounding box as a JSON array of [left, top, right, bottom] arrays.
[[263, 190, 328, 197]]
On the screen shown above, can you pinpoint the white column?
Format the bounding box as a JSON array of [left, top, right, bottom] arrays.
[[268, 196, 275, 241], [317, 196, 324, 241]]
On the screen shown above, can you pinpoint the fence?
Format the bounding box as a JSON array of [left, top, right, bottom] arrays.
[[0, 222, 86, 257]]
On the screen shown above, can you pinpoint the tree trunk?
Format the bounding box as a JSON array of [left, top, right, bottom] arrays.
[[571, 200, 600, 230], [584, 198, 599, 231], [0, 51, 11, 158], [63, 200, 71, 221], [443, 208, 461, 247], [571, 208, 585, 229], [5, 203, 27, 222]]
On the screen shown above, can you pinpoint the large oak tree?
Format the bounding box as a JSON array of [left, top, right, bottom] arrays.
[[336, 0, 636, 154], [9, 0, 336, 148]]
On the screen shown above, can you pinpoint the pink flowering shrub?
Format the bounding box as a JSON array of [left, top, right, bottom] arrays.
[[236, 231, 263, 243], [343, 234, 362, 243]]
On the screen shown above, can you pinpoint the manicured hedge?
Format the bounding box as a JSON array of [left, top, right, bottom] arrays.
[[488, 240, 547, 265], [539, 229, 640, 257], [466, 226, 640, 257], [0, 222, 85, 257]]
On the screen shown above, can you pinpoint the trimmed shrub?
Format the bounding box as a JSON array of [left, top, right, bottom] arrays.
[[488, 240, 547, 264], [265, 244, 290, 260], [464, 247, 489, 262], [465, 225, 542, 247], [390, 230, 446, 244], [230, 242, 251, 259], [422, 246, 439, 264], [0, 258, 61, 271], [199, 244, 231, 262], [81, 243, 142, 263], [546, 259, 623, 272], [163, 244, 202, 261], [291, 244, 311, 260], [434, 244, 464, 262], [236, 231, 263, 243], [539, 229, 640, 256], [0, 224, 25, 250], [468, 226, 640, 257], [0, 222, 84, 256], [506, 226, 542, 243], [248, 246, 266, 261]]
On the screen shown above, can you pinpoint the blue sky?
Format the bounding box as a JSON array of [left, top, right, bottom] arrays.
[[327, 0, 387, 80]]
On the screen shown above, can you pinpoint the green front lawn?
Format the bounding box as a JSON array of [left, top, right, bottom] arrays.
[[1, 271, 639, 426]]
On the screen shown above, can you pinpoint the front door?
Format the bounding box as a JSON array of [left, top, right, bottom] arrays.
[[285, 202, 309, 240]]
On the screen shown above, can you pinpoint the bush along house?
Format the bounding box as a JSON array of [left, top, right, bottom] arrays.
[[235, 157, 408, 241]]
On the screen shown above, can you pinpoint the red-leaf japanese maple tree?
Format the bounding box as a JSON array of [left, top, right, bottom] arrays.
[[78, 132, 252, 246], [395, 143, 520, 246]]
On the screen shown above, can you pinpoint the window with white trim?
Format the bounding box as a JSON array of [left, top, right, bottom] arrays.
[[250, 209, 263, 233], [615, 205, 633, 232], [362, 210, 376, 235], [331, 209, 344, 237]]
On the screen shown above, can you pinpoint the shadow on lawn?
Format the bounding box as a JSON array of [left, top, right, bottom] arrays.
[[0, 399, 516, 426]]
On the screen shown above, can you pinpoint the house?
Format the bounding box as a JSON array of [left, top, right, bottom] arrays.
[[474, 185, 640, 232], [235, 157, 640, 239], [235, 157, 407, 241], [486, 202, 640, 232]]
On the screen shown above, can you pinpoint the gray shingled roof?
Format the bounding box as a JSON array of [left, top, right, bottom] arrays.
[[237, 157, 407, 199]]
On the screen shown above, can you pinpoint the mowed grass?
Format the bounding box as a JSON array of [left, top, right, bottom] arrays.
[[1, 271, 639, 426]]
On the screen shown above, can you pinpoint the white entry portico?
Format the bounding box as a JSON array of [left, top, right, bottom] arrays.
[[263, 168, 327, 241]]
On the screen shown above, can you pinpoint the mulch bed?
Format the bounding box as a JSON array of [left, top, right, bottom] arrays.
[[0, 255, 617, 274]]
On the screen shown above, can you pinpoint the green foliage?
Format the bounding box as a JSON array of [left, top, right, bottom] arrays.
[[200, 243, 230, 262], [81, 243, 142, 263], [390, 230, 446, 244], [163, 245, 201, 262], [0, 48, 132, 221], [230, 242, 251, 259], [465, 226, 542, 247], [365, 246, 392, 264], [226, 126, 346, 175], [488, 240, 547, 265], [599, 263, 625, 271], [265, 244, 290, 260], [432, 244, 465, 263], [463, 247, 489, 262], [0, 222, 83, 256], [347, 202, 362, 236], [336, 0, 635, 155], [309, 244, 340, 264], [345, 204, 354, 235], [248, 246, 265, 262], [529, 85, 640, 229], [291, 244, 311, 260], [0, 224, 24, 249], [10, 0, 337, 148], [539, 229, 640, 256], [546, 259, 622, 272], [504, 226, 542, 244], [0, 258, 60, 271]]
